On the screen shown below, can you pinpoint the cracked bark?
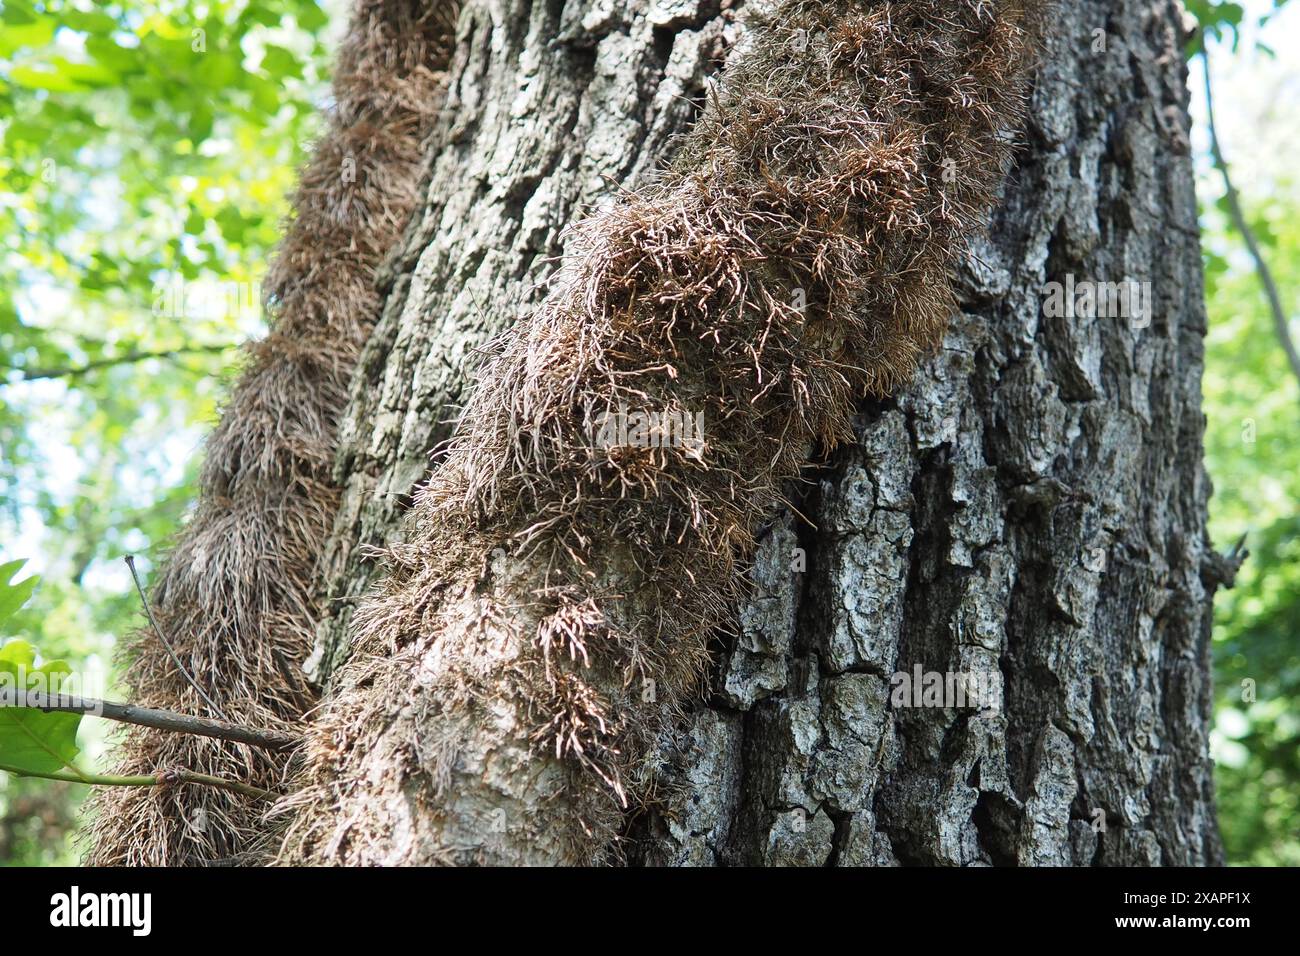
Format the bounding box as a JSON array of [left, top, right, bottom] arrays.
[[308, 0, 1223, 865]]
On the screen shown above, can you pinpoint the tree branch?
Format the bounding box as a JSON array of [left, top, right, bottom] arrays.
[[1201, 50, 1300, 392], [0, 760, 277, 800], [7, 689, 298, 752], [4, 344, 233, 383]]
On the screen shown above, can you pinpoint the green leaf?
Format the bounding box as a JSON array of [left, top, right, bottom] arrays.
[[1, 0, 36, 27], [8, 65, 83, 93], [248, 74, 281, 115], [295, 2, 329, 32], [86, 36, 141, 74], [0, 639, 84, 777], [9, 58, 117, 92], [260, 45, 303, 80], [0, 573, 83, 778], [193, 50, 241, 88], [184, 206, 206, 235], [59, 10, 120, 35], [0, 19, 56, 57], [0, 559, 38, 630], [190, 105, 214, 141], [243, 7, 282, 28]]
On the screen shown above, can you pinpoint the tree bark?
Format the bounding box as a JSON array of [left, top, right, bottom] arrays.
[[306, 0, 743, 685], [303, 0, 1223, 865]]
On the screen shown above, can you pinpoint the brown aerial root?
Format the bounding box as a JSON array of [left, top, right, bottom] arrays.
[[276, 0, 1049, 865], [85, 0, 459, 866]]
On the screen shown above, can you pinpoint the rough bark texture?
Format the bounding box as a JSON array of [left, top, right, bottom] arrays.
[[308, 0, 743, 685], [307, 0, 1223, 865]]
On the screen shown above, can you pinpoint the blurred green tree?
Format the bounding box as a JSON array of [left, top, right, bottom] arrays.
[[1201, 162, 1300, 866], [1191, 0, 1300, 866], [0, 0, 333, 864]]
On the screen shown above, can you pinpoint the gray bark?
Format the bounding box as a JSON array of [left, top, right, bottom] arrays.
[[306, 0, 742, 682], [308, 0, 1224, 865]]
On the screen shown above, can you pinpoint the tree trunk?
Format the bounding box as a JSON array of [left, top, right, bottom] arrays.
[[296, 0, 1219, 865], [306, 0, 745, 684]]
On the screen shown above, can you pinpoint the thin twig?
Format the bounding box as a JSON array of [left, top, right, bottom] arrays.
[[0, 761, 277, 800], [4, 344, 234, 383], [1201, 49, 1300, 392], [125, 555, 228, 720], [5, 689, 297, 752], [160, 768, 279, 800]]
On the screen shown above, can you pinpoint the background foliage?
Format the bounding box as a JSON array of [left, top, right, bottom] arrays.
[[1193, 0, 1300, 866], [0, 0, 334, 864], [0, 0, 1296, 864]]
